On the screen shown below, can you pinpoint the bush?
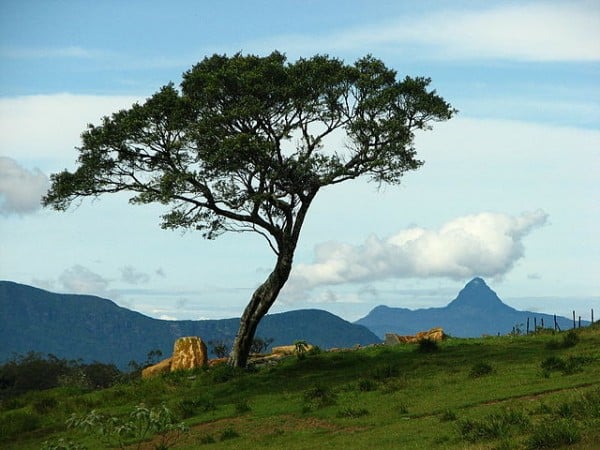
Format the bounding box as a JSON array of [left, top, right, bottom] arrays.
[[527, 419, 580, 449], [417, 338, 439, 353], [0, 409, 41, 439], [357, 378, 377, 392], [440, 409, 458, 422], [234, 398, 251, 414], [469, 362, 494, 378], [220, 427, 240, 441], [302, 384, 337, 411], [457, 409, 529, 443], [370, 364, 399, 381]]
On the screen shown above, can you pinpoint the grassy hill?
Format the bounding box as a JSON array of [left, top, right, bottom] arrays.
[[1, 324, 599, 449]]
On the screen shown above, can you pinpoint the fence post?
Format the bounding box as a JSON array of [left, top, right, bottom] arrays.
[[554, 314, 558, 331], [526, 317, 530, 335], [534, 317, 537, 332], [573, 311, 576, 329], [579, 316, 581, 328], [541, 317, 544, 329], [592, 309, 595, 324]]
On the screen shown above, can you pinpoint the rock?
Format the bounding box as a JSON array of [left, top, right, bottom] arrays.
[[141, 357, 172, 379], [385, 328, 446, 345], [208, 357, 228, 367], [170, 336, 208, 371], [271, 343, 314, 355]]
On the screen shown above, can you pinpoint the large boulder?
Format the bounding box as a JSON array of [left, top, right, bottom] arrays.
[[170, 336, 208, 371], [141, 357, 172, 379], [271, 343, 314, 355], [385, 327, 446, 345]]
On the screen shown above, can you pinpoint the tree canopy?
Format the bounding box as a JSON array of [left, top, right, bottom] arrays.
[[43, 52, 455, 367]]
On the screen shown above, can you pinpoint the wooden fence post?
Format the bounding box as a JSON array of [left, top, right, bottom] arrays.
[[526, 317, 530, 335], [573, 311, 576, 329]]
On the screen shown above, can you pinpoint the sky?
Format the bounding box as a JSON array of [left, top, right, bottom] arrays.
[[0, 0, 598, 324]]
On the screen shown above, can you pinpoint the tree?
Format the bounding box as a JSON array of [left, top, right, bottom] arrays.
[[43, 52, 455, 368]]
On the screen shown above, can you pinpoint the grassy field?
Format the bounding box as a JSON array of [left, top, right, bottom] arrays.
[[1, 324, 599, 449]]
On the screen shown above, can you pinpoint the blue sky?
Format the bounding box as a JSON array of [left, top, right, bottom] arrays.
[[1, 1, 598, 323]]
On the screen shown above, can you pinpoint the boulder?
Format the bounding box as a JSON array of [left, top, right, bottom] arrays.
[[141, 357, 172, 379], [170, 336, 208, 371], [272, 343, 314, 355], [385, 327, 446, 345]]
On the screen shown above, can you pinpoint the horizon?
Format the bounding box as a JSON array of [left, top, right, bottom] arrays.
[[1, 277, 595, 325], [1, 1, 598, 323]]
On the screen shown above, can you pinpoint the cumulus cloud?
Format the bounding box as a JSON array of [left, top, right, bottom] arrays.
[[0, 157, 49, 215], [287, 210, 548, 295], [58, 265, 111, 297]]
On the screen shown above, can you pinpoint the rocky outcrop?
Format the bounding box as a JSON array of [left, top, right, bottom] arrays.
[[385, 327, 446, 345], [142, 336, 208, 378], [272, 343, 314, 355], [170, 336, 208, 371], [141, 357, 172, 378]]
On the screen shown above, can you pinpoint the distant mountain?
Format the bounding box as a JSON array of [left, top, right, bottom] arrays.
[[0, 281, 380, 369], [355, 278, 585, 338]]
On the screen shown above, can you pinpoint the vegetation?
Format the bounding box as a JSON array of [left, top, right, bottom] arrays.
[[1, 325, 599, 449], [42, 52, 454, 367]]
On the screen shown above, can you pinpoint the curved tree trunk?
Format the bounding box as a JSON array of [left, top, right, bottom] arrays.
[[228, 243, 295, 368]]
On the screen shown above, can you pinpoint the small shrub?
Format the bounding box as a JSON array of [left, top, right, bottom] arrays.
[[469, 362, 494, 378], [562, 330, 580, 348], [540, 356, 566, 373], [440, 409, 458, 422], [357, 378, 377, 392], [33, 396, 59, 414], [40, 438, 87, 450], [0, 409, 41, 439], [198, 434, 216, 444], [234, 398, 251, 414], [302, 384, 337, 410], [371, 364, 399, 381], [527, 419, 580, 449], [220, 426, 240, 441], [337, 407, 369, 418], [398, 402, 409, 415], [417, 338, 439, 353], [209, 364, 243, 383], [457, 416, 507, 442]]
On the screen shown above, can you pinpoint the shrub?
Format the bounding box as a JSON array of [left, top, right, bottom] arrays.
[[469, 362, 494, 378], [417, 338, 439, 353], [0, 409, 41, 439], [40, 438, 87, 450], [302, 384, 337, 410], [562, 330, 580, 348], [33, 396, 59, 414], [527, 419, 580, 449], [440, 409, 458, 422], [357, 378, 377, 392], [234, 398, 251, 414], [457, 409, 529, 443], [198, 434, 216, 444], [220, 427, 240, 441], [370, 364, 399, 381]]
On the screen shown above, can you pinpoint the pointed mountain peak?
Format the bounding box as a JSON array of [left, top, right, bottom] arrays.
[[447, 277, 507, 310]]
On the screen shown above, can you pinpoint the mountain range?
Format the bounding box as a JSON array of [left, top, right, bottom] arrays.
[[355, 277, 586, 338], [1, 278, 589, 369], [0, 281, 379, 369]]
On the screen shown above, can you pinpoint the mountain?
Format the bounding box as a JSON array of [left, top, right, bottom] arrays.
[[355, 277, 585, 338], [0, 281, 380, 369]]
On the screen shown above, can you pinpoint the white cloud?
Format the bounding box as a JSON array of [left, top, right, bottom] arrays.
[[0, 157, 49, 215], [0, 94, 140, 170], [251, 2, 600, 62], [58, 265, 111, 297], [286, 210, 548, 296]]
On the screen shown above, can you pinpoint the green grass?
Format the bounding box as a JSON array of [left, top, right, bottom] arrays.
[[2, 324, 600, 449]]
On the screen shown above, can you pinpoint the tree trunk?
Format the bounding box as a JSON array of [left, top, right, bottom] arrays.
[[228, 243, 295, 368]]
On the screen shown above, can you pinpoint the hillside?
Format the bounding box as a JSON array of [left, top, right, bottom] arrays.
[[356, 278, 584, 338], [1, 322, 599, 449], [0, 281, 379, 368]]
